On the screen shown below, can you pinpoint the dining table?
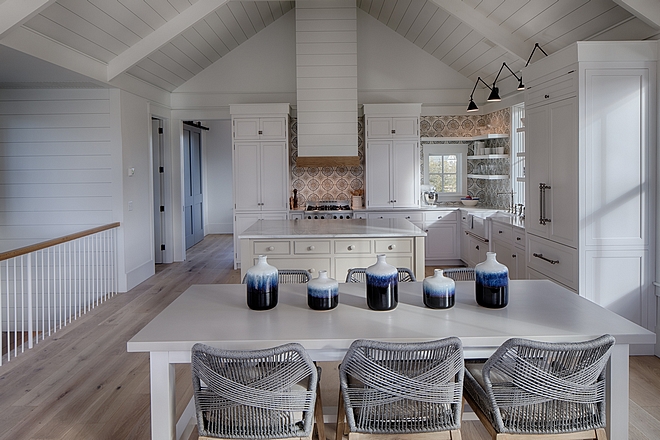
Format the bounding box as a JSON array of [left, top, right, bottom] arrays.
[[127, 280, 655, 440]]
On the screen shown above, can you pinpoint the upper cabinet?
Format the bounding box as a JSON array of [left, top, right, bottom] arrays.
[[233, 117, 288, 141], [523, 41, 656, 330], [364, 104, 422, 209]]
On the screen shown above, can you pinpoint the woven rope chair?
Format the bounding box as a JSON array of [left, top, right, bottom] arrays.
[[345, 268, 416, 283], [242, 269, 312, 284], [191, 342, 325, 440], [463, 335, 615, 440], [441, 268, 475, 281], [337, 338, 464, 440]]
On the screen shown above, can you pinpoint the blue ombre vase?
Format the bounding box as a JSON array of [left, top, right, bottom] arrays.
[[366, 254, 398, 311], [245, 255, 278, 310], [423, 269, 455, 309], [475, 252, 509, 308], [307, 270, 339, 310]]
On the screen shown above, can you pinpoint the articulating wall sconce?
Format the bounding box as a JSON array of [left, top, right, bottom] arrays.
[[467, 43, 548, 112]]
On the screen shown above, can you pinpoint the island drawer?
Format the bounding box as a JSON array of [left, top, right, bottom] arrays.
[[375, 238, 413, 254], [526, 235, 577, 290], [253, 241, 290, 255], [264, 257, 331, 276], [294, 240, 331, 255], [334, 240, 372, 254], [423, 210, 457, 224], [513, 228, 525, 248]]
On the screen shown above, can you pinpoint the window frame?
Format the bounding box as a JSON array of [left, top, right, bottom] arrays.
[[422, 143, 468, 200]]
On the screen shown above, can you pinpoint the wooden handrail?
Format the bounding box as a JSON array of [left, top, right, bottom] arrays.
[[0, 222, 120, 262]]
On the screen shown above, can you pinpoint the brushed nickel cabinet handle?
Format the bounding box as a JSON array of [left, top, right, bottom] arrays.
[[539, 183, 552, 225]]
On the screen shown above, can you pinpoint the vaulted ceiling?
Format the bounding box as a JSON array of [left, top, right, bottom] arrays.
[[0, 0, 658, 93]]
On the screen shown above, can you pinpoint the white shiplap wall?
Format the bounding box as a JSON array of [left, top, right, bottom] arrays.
[[296, 0, 358, 157], [0, 89, 116, 252]]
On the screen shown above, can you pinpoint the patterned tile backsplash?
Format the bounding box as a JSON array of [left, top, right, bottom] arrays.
[[289, 108, 512, 209]]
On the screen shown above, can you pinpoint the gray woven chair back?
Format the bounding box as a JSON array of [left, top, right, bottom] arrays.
[[442, 267, 475, 281], [191, 342, 318, 439], [475, 334, 615, 435], [345, 268, 416, 283], [339, 337, 464, 434], [242, 269, 312, 284]]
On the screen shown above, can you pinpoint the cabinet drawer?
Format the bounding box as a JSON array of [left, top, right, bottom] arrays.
[[368, 212, 423, 222], [375, 238, 412, 253], [253, 241, 291, 255], [294, 240, 331, 255], [526, 235, 577, 290], [526, 70, 577, 108], [513, 228, 525, 248], [266, 257, 331, 277], [423, 210, 457, 224], [334, 240, 372, 254], [492, 224, 513, 243]]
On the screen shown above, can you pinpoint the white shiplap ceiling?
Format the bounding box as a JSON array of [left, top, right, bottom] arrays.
[[0, 0, 658, 92]]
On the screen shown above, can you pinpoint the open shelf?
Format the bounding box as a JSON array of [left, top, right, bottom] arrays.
[[421, 133, 509, 143], [468, 174, 509, 180], [467, 154, 508, 160]]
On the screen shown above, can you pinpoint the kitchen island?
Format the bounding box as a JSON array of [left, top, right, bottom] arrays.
[[239, 218, 426, 281]]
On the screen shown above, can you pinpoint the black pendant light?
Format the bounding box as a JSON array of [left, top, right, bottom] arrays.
[[466, 77, 493, 112]]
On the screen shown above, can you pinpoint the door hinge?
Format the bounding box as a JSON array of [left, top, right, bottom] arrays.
[[158, 127, 163, 134], [159, 166, 164, 173], [160, 206, 165, 212], [160, 244, 165, 251]]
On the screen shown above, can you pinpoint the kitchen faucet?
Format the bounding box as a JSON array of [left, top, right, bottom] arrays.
[[497, 190, 515, 213]]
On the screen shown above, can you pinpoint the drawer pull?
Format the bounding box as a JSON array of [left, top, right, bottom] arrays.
[[533, 253, 559, 265], [308, 245, 315, 251], [309, 268, 316, 273], [545, 94, 550, 99], [438, 216, 443, 219], [406, 216, 411, 219], [498, 230, 503, 234], [267, 246, 275, 251], [347, 245, 355, 251], [516, 237, 521, 241], [388, 244, 396, 250]]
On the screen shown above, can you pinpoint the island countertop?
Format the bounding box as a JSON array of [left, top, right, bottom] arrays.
[[239, 218, 427, 239]]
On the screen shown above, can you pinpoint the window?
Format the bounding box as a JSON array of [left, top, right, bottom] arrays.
[[423, 143, 467, 199]]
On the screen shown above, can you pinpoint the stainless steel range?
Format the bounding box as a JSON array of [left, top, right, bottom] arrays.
[[304, 200, 353, 219]]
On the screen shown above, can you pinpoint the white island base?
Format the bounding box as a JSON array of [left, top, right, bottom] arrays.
[[239, 218, 426, 281]]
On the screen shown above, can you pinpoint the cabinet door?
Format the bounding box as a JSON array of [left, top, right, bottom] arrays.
[[425, 223, 458, 260], [233, 118, 260, 140], [525, 97, 578, 248], [233, 142, 261, 210], [467, 235, 487, 267], [366, 141, 393, 208], [391, 140, 419, 208], [392, 117, 418, 137], [234, 213, 262, 265], [492, 240, 513, 278], [260, 142, 288, 211], [367, 118, 393, 138], [260, 118, 287, 139], [512, 247, 526, 280]]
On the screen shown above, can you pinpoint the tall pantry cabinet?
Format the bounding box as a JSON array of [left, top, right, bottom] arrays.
[[230, 104, 290, 269], [364, 104, 421, 209], [523, 42, 656, 333]]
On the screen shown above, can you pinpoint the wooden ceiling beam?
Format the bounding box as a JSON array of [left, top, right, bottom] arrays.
[[107, 0, 229, 81], [428, 0, 530, 62], [0, 0, 57, 39], [612, 0, 660, 29]]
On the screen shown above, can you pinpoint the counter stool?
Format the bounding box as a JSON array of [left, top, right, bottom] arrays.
[[191, 342, 325, 440], [337, 338, 464, 440], [242, 269, 312, 284], [345, 267, 416, 283], [463, 335, 615, 440], [442, 268, 475, 281]]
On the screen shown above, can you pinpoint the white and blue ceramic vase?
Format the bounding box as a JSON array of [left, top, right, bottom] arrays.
[[475, 252, 509, 308], [307, 270, 339, 311], [423, 269, 456, 309], [245, 255, 278, 310], [366, 254, 398, 311]]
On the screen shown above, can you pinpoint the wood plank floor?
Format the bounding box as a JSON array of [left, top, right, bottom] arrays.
[[0, 234, 657, 440]]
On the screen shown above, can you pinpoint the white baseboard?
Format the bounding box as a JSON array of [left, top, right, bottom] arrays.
[[205, 222, 233, 234], [125, 259, 155, 292]]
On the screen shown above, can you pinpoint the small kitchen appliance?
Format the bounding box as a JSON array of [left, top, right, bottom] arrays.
[[421, 185, 438, 206]]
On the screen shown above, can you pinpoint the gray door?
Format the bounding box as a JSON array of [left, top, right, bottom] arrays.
[[184, 126, 204, 249]]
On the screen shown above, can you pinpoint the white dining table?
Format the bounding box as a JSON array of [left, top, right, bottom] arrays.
[[127, 280, 655, 440]]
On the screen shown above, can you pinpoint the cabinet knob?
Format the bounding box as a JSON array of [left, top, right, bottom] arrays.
[[266, 246, 275, 251], [425, 229, 429, 232], [388, 244, 396, 250], [391, 130, 396, 134], [258, 130, 263, 134], [308, 245, 315, 251], [512, 254, 517, 258], [309, 268, 316, 273], [347, 245, 355, 251], [476, 245, 480, 250], [516, 237, 521, 241], [406, 216, 411, 219], [438, 215, 443, 219], [545, 94, 550, 99], [499, 230, 503, 234]]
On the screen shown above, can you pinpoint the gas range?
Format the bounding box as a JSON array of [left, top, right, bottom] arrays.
[[304, 200, 353, 219]]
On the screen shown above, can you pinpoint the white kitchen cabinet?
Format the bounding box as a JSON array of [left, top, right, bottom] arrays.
[[490, 221, 526, 280], [231, 104, 291, 268], [422, 210, 460, 264], [364, 104, 421, 210], [523, 42, 656, 331]]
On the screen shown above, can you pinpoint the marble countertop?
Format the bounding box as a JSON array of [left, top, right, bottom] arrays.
[[488, 212, 526, 229], [239, 218, 426, 239]]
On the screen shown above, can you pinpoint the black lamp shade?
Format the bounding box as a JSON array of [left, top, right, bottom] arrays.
[[467, 99, 478, 112], [487, 86, 501, 102], [517, 78, 525, 90]]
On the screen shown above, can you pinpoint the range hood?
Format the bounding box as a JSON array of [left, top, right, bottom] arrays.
[[295, 0, 359, 167]]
